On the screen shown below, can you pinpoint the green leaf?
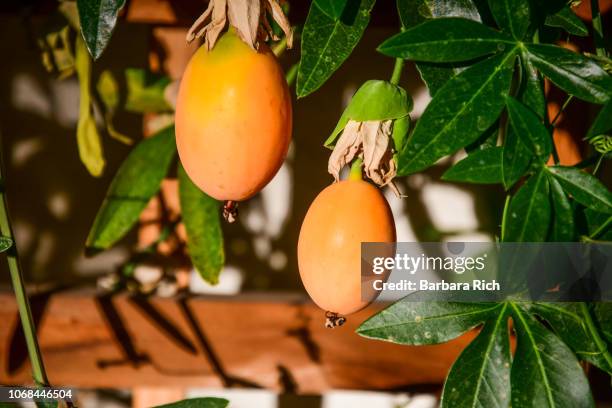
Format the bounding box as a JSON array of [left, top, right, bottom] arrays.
[[178, 164, 224, 285], [442, 147, 503, 184], [314, 0, 348, 19], [532, 303, 612, 373], [86, 126, 176, 249], [392, 115, 411, 152], [297, 0, 375, 97], [97, 70, 133, 145], [357, 300, 501, 345], [519, 56, 546, 119], [488, 0, 530, 40], [548, 166, 612, 214], [548, 175, 575, 241], [545, 6, 588, 37], [0, 236, 13, 253], [440, 304, 511, 408], [378, 18, 512, 62], [586, 100, 612, 140], [506, 96, 552, 163], [502, 126, 531, 189], [510, 304, 594, 408], [584, 209, 612, 240], [124, 69, 173, 113], [398, 49, 517, 175], [324, 80, 412, 147], [593, 303, 612, 344], [75, 35, 105, 177], [504, 170, 551, 242], [154, 398, 229, 408], [77, 0, 126, 60], [526, 44, 612, 104]]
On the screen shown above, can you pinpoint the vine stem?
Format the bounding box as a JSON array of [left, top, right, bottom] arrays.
[[579, 302, 612, 369], [0, 148, 49, 387], [591, 0, 607, 57], [390, 58, 405, 85]]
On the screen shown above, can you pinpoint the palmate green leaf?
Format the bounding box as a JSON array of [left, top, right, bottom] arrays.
[[510, 304, 594, 408], [324, 80, 412, 147], [441, 147, 503, 184], [356, 300, 502, 345], [77, 0, 126, 60], [545, 6, 588, 37], [440, 304, 511, 408], [154, 398, 229, 408], [488, 0, 530, 40], [125, 69, 173, 113], [378, 18, 513, 62], [297, 0, 375, 97], [86, 126, 176, 249], [583, 208, 612, 240], [465, 120, 499, 152], [178, 164, 224, 285], [504, 169, 551, 242], [519, 56, 546, 119], [313, 0, 349, 19], [593, 303, 612, 344], [0, 236, 13, 253], [548, 175, 575, 241], [531, 303, 612, 373], [548, 166, 612, 214], [502, 127, 532, 189], [506, 96, 552, 163], [586, 100, 612, 140], [526, 44, 612, 104], [398, 49, 517, 175]]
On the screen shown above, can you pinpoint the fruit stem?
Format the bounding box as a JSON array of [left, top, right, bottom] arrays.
[[390, 58, 405, 85], [349, 158, 364, 181]]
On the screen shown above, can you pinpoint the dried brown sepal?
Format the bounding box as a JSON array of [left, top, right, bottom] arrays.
[[328, 119, 401, 196], [186, 0, 293, 51]]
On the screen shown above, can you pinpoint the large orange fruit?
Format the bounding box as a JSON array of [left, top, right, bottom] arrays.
[[175, 29, 292, 201], [298, 179, 396, 318]]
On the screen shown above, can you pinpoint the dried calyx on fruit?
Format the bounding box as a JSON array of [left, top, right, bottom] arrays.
[[186, 0, 293, 51], [325, 80, 412, 195]]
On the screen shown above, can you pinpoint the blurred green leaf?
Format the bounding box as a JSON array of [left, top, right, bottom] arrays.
[[0, 236, 13, 253], [548, 166, 612, 214], [325, 80, 412, 147], [86, 126, 176, 249], [586, 100, 612, 140], [154, 398, 229, 408], [504, 169, 551, 242], [593, 303, 612, 344], [506, 96, 552, 163], [178, 164, 224, 285], [442, 147, 503, 184], [75, 35, 105, 177], [488, 0, 530, 40], [526, 44, 612, 104], [125, 69, 173, 113], [97, 70, 132, 145], [313, 0, 349, 19], [510, 304, 594, 408], [398, 49, 517, 175], [545, 6, 588, 37], [77, 0, 126, 60], [357, 300, 501, 345], [440, 304, 511, 408], [297, 0, 375, 97], [379, 18, 512, 62], [548, 174, 575, 241]]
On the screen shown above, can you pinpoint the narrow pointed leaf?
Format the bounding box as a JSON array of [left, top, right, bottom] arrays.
[[441, 304, 511, 408], [502, 127, 532, 189], [77, 0, 126, 60], [178, 165, 224, 285], [357, 301, 502, 345], [548, 166, 612, 214], [545, 6, 588, 36], [314, 0, 349, 19], [548, 175, 575, 241], [398, 50, 517, 175], [510, 304, 594, 408], [154, 398, 229, 408], [442, 147, 503, 184], [378, 18, 512, 62], [526, 44, 612, 104], [519, 56, 546, 119], [506, 96, 552, 163], [488, 0, 530, 39], [297, 0, 375, 97], [87, 126, 176, 249], [504, 170, 551, 242]]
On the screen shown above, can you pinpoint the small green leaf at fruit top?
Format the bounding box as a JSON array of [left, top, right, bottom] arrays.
[[178, 164, 224, 285], [526, 44, 612, 105], [324, 80, 412, 147], [442, 147, 503, 184], [378, 18, 513, 63], [488, 0, 530, 40], [86, 126, 176, 250], [510, 303, 595, 408], [440, 304, 511, 408], [548, 166, 612, 214], [77, 0, 126, 60], [125, 69, 173, 113], [398, 49, 517, 175], [297, 0, 375, 98], [154, 398, 229, 408], [0, 236, 13, 253], [545, 6, 588, 37], [547, 174, 575, 242], [505, 96, 552, 163], [357, 299, 502, 345], [313, 0, 349, 19]]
